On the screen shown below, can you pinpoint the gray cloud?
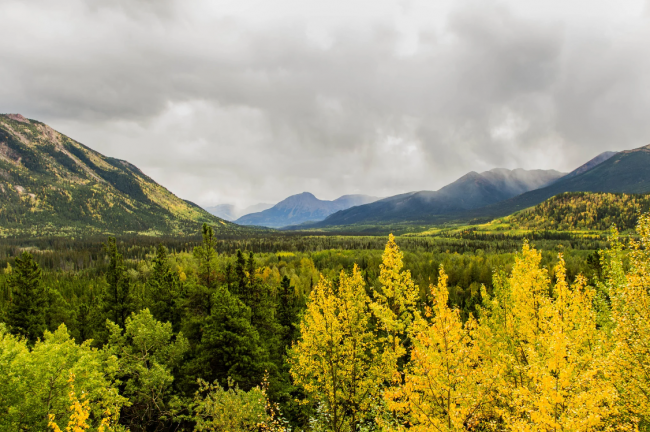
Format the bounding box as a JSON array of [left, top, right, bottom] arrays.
[[1, 0, 649, 206]]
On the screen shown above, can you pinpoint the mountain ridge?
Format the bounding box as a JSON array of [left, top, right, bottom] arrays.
[[0, 114, 255, 237]]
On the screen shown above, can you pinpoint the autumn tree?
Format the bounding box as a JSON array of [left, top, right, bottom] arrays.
[[606, 214, 650, 426], [370, 234, 419, 384], [290, 266, 382, 432], [479, 242, 619, 430], [383, 267, 489, 431]]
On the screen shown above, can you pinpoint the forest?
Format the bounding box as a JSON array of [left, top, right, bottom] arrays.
[[0, 216, 647, 431]]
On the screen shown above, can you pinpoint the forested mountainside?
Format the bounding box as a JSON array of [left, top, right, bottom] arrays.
[[236, 192, 381, 227], [311, 168, 565, 226], [0, 114, 253, 237], [506, 191, 650, 232]]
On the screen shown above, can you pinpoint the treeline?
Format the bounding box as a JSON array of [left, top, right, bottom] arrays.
[[509, 191, 650, 231]]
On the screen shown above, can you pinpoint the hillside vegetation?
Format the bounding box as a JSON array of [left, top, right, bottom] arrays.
[[0, 114, 254, 237], [508, 191, 650, 232]]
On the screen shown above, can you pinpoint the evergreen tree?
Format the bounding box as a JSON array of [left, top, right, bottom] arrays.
[[194, 224, 218, 291], [146, 244, 183, 330], [192, 285, 270, 390], [234, 249, 247, 298], [100, 237, 134, 329], [7, 251, 46, 343], [277, 275, 298, 349]]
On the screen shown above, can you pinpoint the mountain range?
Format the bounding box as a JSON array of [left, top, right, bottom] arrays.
[[3, 113, 649, 236], [235, 192, 381, 228], [0, 114, 250, 237], [305, 168, 566, 227]]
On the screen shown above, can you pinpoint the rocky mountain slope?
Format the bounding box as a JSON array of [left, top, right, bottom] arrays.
[[0, 114, 250, 237], [235, 192, 381, 228]]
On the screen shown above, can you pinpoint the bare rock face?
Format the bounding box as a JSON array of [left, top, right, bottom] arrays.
[[6, 114, 29, 124]]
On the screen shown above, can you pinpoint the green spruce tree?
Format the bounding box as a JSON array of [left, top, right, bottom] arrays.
[[7, 252, 46, 343], [193, 224, 218, 291], [146, 244, 183, 330], [100, 238, 134, 329]]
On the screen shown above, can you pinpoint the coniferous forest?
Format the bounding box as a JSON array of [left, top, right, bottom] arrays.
[[1, 213, 650, 431]]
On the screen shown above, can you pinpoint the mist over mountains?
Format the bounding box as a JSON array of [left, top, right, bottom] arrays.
[[204, 203, 273, 221], [305, 168, 566, 227]]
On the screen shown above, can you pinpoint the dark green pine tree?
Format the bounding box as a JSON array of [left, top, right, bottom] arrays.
[[7, 252, 47, 344], [191, 285, 271, 390], [224, 262, 235, 292], [234, 249, 247, 298], [100, 237, 134, 329], [277, 275, 299, 350], [146, 244, 183, 330], [193, 223, 218, 291]]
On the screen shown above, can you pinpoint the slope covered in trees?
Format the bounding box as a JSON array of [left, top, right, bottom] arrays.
[[0, 114, 256, 237], [507, 191, 650, 232]]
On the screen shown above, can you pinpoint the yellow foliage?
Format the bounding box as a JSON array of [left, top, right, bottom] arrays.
[[371, 234, 419, 384], [480, 243, 620, 430], [290, 266, 384, 431], [607, 213, 650, 424], [384, 266, 489, 431], [48, 373, 117, 432]]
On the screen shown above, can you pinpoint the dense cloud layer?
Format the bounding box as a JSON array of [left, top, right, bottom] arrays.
[[1, 0, 649, 206]]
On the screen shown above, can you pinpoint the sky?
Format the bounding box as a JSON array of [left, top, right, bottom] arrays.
[[1, 0, 650, 207]]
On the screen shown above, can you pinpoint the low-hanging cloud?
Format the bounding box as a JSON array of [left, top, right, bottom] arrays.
[[1, 0, 649, 206]]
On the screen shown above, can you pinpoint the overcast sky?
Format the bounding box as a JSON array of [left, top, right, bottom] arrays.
[[1, 0, 649, 207]]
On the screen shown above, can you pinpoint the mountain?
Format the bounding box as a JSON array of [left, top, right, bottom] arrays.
[[235, 192, 381, 228], [0, 114, 254, 237], [460, 144, 650, 221], [204, 202, 273, 221], [312, 168, 565, 226], [557, 151, 617, 181]]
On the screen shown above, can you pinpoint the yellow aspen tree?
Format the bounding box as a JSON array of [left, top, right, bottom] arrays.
[[383, 266, 489, 431], [290, 265, 382, 432], [370, 234, 419, 384], [48, 373, 117, 432], [480, 243, 619, 430], [608, 213, 650, 424]]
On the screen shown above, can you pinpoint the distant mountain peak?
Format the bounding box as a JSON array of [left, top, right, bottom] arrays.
[[236, 192, 381, 228], [561, 151, 617, 181]]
